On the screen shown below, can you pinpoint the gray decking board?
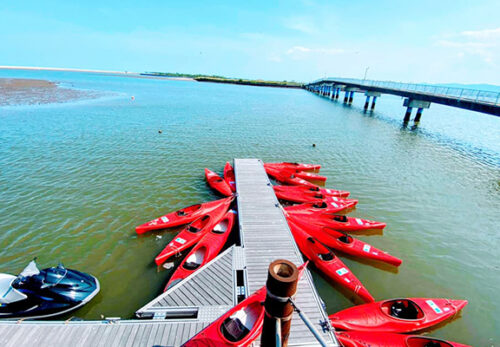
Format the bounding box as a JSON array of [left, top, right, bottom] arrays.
[[234, 158, 338, 346], [137, 245, 236, 314]]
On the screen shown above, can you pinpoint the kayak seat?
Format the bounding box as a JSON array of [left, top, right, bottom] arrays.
[[423, 342, 442, 347], [319, 252, 334, 261], [188, 226, 201, 233], [390, 300, 420, 320], [183, 262, 201, 270], [221, 317, 250, 342], [333, 215, 348, 222], [338, 235, 351, 244], [177, 211, 187, 216], [313, 202, 328, 209]]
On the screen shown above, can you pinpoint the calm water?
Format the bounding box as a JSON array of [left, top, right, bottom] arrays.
[[0, 70, 499, 345]]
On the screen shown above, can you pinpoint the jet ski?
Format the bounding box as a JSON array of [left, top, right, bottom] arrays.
[[0, 260, 100, 319]]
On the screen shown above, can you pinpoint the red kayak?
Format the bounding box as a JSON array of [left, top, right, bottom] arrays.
[[294, 171, 327, 182], [274, 185, 349, 198], [205, 168, 233, 197], [330, 298, 468, 333], [135, 197, 232, 234], [155, 198, 232, 266], [224, 162, 236, 192], [264, 166, 319, 188], [265, 162, 321, 172], [183, 263, 307, 346], [182, 286, 266, 346], [274, 186, 351, 203], [288, 215, 401, 266], [336, 331, 471, 347], [286, 211, 386, 232], [284, 199, 357, 214], [165, 210, 236, 291], [288, 219, 374, 303]]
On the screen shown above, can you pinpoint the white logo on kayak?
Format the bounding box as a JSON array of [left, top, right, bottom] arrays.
[[161, 216, 169, 223], [326, 189, 332, 193], [426, 300, 443, 314], [175, 237, 186, 245], [336, 268, 348, 276], [332, 197, 338, 201], [355, 218, 363, 225], [331, 202, 339, 208], [363, 244, 371, 252]]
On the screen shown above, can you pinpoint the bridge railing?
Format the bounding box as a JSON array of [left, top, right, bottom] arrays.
[[311, 78, 500, 105]]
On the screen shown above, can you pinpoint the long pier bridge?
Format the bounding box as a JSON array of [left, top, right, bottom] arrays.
[[0, 159, 338, 347], [305, 78, 500, 125]]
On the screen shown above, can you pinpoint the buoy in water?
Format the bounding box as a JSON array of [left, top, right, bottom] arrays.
[[312, 143, 316, 147], [158, 130, 162, 134], [131, 96, 135, 100]]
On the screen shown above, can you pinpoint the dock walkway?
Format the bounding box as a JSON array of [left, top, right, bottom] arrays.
[[0, 158, 337, 346]]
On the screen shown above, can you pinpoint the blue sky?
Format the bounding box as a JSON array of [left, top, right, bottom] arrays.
[[1, 0, 499, 83]]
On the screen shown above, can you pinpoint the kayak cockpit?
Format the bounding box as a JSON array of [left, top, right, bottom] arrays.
[[307, 237, 335, 261], [382, 299, 424, 320], [337, 235, 353, 244], [312, 202, 328, 209], [187, 215, 211, 233], [212, 219, 229, 234], [220, 302, 261, 342], [177, 204, 202, 216], [407, 337, 454, 347], [183, 247, 207, 270], [331, 215, 348, 223]]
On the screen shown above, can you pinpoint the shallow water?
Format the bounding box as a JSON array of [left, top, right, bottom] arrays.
[[0, 70, 498, 345]]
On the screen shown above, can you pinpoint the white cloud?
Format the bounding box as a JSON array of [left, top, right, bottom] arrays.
[[435, 27, 499, 66], [461, 27, 500, 40], [283, 17, 318, 34], [286, 46, 346, 58]]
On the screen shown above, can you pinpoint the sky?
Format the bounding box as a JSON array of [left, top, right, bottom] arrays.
[[1, 0, 499, 84]]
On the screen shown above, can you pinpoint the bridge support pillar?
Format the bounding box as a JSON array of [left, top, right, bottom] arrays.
[[403, 98, 431, 124], [348, 91, 354, 104], [344, 91, 349, 103], [414, 108, 424, 124], [404, 107, 413, 123], [364, 91, 381, 111], [335, 88, 340, 99], [364, 95, 370, 110]]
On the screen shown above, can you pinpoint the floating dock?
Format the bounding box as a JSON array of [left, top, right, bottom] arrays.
[[0, 158, 338, 346]]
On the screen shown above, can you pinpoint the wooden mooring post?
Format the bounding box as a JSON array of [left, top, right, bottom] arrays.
[[261, 259, 299, 347]]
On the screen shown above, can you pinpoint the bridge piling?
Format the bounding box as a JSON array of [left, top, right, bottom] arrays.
[[335, 88, 340, 99], [364, 95, 370, 110], [344, 91, 349, 103], [371, 96, 377, 110], [414, 107, 423, 124], [348, 91, 354, 104], [404, 107, 413, 123]]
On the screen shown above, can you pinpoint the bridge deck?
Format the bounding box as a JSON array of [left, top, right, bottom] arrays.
[[308, 78, 500, 116], [0, 158, 337, 346]]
